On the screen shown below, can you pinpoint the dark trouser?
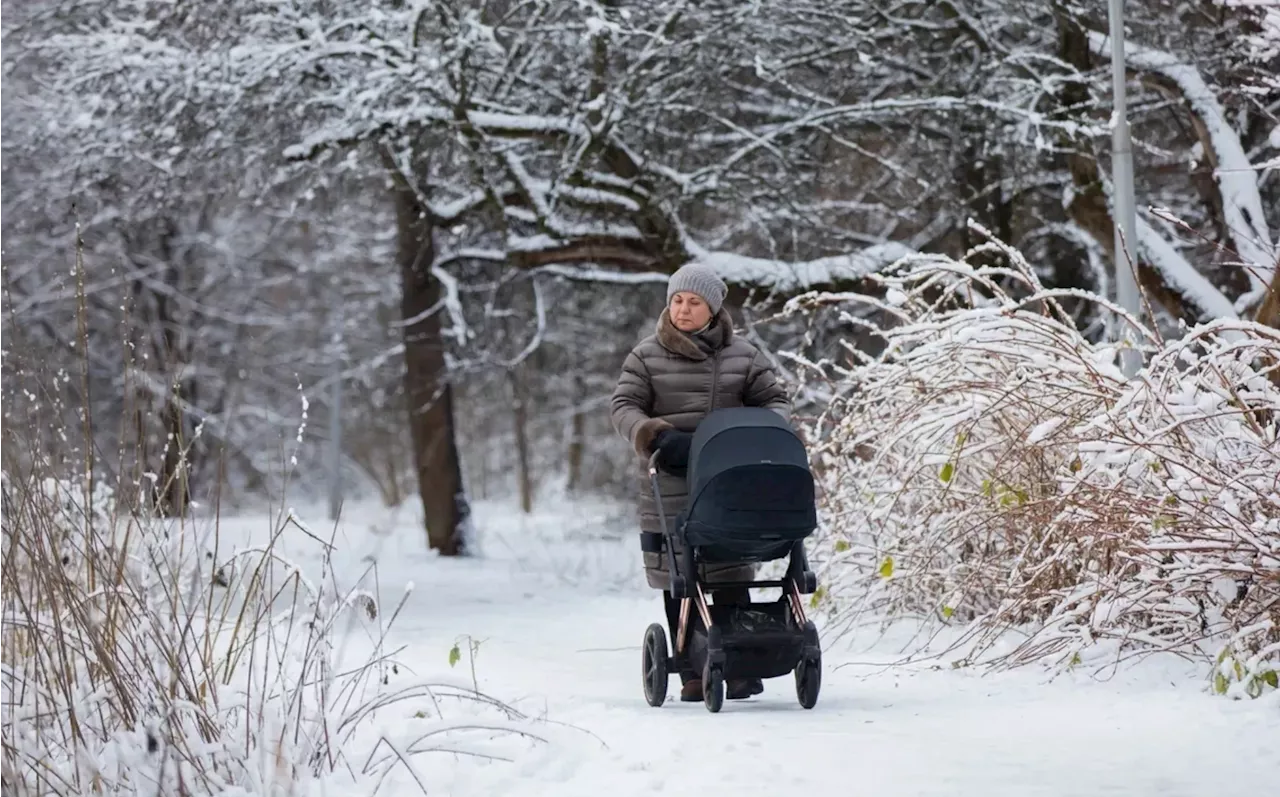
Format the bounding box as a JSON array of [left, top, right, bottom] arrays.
[[662, 587, 751, 684]]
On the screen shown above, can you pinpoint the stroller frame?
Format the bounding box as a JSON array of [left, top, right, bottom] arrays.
[[642, 450, 822, 713]]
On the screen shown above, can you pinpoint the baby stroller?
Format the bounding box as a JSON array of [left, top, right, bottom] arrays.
[[639, 406, 822, 713]]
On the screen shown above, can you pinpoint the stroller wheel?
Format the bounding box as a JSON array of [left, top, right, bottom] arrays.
[[703, 663, 725, 713], [642, 623, 669, 707], [795, 653, 821, 709]]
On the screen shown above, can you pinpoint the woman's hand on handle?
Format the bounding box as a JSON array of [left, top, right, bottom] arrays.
[[650, 428, 693, 474]]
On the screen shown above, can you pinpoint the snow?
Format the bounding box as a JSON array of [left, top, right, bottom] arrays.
[[203, 493, 1280, 796], [1026, 416, 1066, 444]]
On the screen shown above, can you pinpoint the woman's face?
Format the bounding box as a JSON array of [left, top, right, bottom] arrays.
[[669, 291, 713, 332]]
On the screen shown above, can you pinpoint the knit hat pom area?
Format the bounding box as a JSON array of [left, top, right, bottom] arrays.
[[666, 263, 728, 315]]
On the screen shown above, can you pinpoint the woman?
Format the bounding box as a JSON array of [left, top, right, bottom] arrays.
[[610, 263, 791, 702]]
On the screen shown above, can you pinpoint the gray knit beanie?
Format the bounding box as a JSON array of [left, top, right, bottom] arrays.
[[666, 263, 728, 315]]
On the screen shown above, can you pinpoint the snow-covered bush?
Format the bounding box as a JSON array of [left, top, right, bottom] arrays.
[[790, 234, 1280, 697], [1, 471, 540, 796]]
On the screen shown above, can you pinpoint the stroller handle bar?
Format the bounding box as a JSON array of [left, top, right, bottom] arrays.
[[647, 449, 672, 538], [647, 449, 690, 596]]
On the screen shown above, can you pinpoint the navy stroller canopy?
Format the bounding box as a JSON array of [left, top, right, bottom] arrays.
[[682, 407, 817, 562]]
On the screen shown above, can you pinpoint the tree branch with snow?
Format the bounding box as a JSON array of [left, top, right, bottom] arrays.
[[1087, 29, 1277, 312]]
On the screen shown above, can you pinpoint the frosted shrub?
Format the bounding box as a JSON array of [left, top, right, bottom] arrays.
[[790, 235, 1280, 696], [1, 473, 537, 796]]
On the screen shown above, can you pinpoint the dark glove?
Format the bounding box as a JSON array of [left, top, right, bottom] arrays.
[[652, 429, 693, 474]]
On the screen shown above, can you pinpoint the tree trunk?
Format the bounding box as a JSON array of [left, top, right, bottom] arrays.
[[566, 371, 587, 493], [509, 365, 534, 513], [392, 175, 470, 556], [134, 225, 193, 518]]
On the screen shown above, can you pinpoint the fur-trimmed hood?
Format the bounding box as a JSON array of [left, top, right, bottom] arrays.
[[654, 308, 734, 362]]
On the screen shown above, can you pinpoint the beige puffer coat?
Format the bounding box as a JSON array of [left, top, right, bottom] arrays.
[[610, 307, 792, 589]]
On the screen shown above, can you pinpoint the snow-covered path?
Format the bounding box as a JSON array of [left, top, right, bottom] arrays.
[[225, 498, 1280, 796], [398, 587, 1277, 797]]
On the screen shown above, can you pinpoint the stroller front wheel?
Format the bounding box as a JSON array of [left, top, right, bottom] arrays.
[[703, 662, 725, 713], [642, 623, 670, 707], [795, 619, 822, 709], [795, 654, 821, 709]]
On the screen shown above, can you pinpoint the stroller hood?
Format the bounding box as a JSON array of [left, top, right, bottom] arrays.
[[683, 407, 817, 561]]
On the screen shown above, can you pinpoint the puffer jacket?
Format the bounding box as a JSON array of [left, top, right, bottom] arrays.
[[610, 307, 792, 589]]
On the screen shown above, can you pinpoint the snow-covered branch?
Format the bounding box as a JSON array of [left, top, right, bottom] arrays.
[[687, 242, 917, 295], [1088, 29, 1277, 306]]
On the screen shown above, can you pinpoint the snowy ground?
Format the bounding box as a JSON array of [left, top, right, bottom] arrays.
[[212, 494, 1280, 797]]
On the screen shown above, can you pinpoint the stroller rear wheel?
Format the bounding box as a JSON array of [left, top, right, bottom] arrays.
[[642, 623, 669, 707]]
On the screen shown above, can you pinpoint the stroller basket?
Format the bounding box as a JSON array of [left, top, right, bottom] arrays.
[[685, 600, 805, 682]]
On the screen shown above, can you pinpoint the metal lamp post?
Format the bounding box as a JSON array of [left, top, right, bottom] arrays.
[[1108, 0, 1143, 378]]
